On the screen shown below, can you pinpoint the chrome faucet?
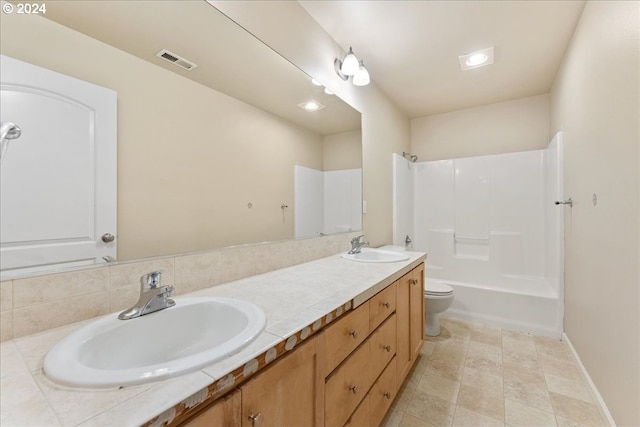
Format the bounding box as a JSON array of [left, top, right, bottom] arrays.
[[118, 271, 175, 320], [405, 235, 413, 249], [348, 235, 369, 254]]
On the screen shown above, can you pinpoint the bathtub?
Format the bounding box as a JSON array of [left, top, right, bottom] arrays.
[[427, 273, 562, 339]]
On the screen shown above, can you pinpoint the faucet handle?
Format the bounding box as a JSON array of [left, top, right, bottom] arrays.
[[140, 271, 162, 290]]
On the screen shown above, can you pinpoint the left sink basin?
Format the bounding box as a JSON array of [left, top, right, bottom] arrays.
[[44, 297, 266, 388]]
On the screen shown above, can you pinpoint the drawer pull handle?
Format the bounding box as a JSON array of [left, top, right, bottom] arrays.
[[349, 385, 359, 394], [349, 330, 359, 339], [384, 392, 392, 399], [248, 412, 263, 427], [382, 302, 390, 308], [383, 345, 391, 352]]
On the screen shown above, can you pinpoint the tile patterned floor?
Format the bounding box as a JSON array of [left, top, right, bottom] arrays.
[[383, 317, 608, 427]]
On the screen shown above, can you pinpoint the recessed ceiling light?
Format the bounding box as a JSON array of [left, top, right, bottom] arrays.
[[459, 47, 495, 71], [311, 78, 322, 86], [324, 87, 334, 95], [466, 53, 488, 67], [297, 100, 325, 112]]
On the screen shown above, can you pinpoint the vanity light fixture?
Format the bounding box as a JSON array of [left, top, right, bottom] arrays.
[[334, 46, 370, 86], [458, 47, 495, 71], [297, 100, 326, 112]]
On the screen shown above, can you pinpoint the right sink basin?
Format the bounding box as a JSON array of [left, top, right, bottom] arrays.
[[341, 248, 409, 263]]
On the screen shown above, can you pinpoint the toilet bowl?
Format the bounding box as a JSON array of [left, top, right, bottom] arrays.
[[424, 281, 454, 336]]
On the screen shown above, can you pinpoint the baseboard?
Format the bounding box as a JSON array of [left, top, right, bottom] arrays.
[[562, 333, 617, 427], [444, 309, 562, 339]]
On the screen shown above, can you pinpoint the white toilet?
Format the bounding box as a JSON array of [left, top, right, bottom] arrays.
[[424, 281, 455, 336]]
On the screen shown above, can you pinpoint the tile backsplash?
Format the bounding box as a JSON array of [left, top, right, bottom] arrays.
[[0, 233, 357, 342]]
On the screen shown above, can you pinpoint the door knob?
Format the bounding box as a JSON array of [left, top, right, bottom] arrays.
[[101, 233, 115, 243]]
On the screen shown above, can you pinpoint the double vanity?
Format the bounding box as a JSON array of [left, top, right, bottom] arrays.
[[1, 248, 426, 426]]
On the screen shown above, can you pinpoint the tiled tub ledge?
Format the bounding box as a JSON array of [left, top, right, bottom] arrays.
[[0, 250, 427, 427]]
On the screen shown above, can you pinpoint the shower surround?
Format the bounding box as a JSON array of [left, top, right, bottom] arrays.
[[394, 133, 564, 338]]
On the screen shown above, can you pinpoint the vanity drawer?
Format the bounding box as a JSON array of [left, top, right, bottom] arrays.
[[369, 357, 397, 427], [323, 302, 370, 375], [369, 313, 397, 380], [369, 283, 396, 331], [325, 339, 372, 427], [343, 394, 369, 427]]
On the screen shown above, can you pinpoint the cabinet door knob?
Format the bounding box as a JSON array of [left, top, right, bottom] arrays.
[[382, 302, 390, 308], [410, 279, 418, 285], [384, 392, 392, 399], [248, 412, 263, 427], [349, 384, 359, 394], [383, 345, 391, 352], [349, 330, 359, 339]]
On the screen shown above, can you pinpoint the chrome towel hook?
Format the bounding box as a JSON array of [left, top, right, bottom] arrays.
[[555, 197, 573, 207]]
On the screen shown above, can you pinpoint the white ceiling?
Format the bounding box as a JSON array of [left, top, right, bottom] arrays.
[[299, 1, 586, 118]]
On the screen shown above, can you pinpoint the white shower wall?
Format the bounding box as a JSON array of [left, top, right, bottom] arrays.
[[294, 166, 362, 238], [394, 134, 564, 336], [392, 154, 414, 248]]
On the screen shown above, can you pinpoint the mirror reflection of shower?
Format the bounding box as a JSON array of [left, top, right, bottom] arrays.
[[0, 121, 22, 162], [402, 151, 418, 162]]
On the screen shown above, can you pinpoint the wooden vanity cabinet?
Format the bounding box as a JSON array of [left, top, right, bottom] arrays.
[[183, 263, 425, 427]]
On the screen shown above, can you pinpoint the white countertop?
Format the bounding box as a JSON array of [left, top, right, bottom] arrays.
[[0, 250, 426, 427]]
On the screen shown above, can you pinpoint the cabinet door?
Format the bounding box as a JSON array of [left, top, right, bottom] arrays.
[[183, 390, 241, 427], [395, 272, 412, 385], [410, 264, 425, 360], [242, 335, 323, 427], [396, 264, 425, 387]]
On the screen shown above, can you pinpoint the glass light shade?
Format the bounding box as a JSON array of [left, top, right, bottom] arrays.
[[352, 61, 370, 86], [340, 47, 360, 76]]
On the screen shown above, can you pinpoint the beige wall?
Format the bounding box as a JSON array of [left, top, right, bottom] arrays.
[[323, 130, 362, 171], [211, 1, 411, 248], [1, 11, 324, 260], [411, 94, 550, 160], [550, 2, 639, 425]]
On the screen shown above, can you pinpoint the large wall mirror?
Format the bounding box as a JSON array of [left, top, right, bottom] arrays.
[[0, 1, 362, 276]]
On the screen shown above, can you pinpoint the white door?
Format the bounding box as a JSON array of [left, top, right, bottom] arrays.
[[0, 55, 117, 272]]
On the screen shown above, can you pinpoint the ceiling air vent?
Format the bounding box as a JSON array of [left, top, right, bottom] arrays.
[[156, 49, 198, 71]]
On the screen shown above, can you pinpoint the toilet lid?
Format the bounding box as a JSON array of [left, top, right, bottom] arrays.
[[424, 282, 453, 295]]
